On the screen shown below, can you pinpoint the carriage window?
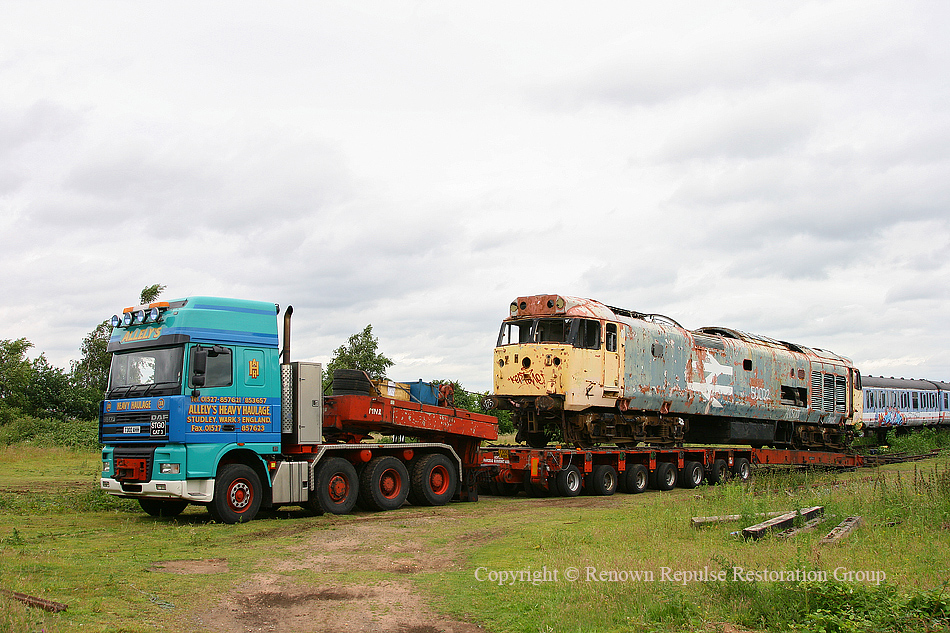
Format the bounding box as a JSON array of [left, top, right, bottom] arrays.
[[605, 323, 618, 352], [912, 392, 919, 409]]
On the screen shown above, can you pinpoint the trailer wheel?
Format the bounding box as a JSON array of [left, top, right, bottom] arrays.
[[139, 498, 189, 517], [556, 465, 582, 497], [359, 456, 409, 511], [314, 457, 359, 514], [492, 480, 520, 496], [525, 432, 550, 449], [732, 457, 752, 482], [587, 464, 618, 496], [652, 462, 677, 491], [524, 480, 550, 497], [679, 461, 705, 489], [409, 453, 458, 506], [706, 459, 730, 485], [209, 464, 262, 524], [624, 464, 648, 494]]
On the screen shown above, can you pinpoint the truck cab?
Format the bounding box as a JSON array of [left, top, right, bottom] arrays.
[[100, 297, 285, 522]]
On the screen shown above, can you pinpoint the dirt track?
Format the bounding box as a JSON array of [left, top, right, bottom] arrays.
[[153, 508, 507, 633]]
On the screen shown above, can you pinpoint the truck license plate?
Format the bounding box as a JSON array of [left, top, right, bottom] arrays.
[[122, 426, 141, 434]]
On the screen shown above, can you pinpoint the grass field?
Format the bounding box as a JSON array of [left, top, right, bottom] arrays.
[[1, 445, 949, 632]]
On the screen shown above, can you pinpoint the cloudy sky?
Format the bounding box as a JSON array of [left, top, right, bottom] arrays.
[[2, 1, 948, 391]]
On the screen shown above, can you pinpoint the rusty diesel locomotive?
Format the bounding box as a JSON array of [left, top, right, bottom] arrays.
[[484, 295, 862, 450]]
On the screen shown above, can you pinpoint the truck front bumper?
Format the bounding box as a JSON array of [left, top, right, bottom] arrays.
[[99, 477, 215, 503]]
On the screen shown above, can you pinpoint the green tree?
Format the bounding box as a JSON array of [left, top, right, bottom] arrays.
[[325, 325, 394, 390], [72, 320, 112, 393], [139, 283, 166, 304], [0, 338, 34, 421]]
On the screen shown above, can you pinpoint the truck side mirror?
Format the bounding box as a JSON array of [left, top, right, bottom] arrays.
[[192, 347, 208, 387]]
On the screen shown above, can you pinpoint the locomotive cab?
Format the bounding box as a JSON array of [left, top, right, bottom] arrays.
[[490, 295, 624, 446]]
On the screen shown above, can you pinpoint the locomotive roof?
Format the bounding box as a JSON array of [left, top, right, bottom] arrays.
[[862, 376, 945, 390], [507, 294, 853, 364]]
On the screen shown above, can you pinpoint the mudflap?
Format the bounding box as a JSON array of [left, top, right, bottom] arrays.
[[455, 469, 479, 503]]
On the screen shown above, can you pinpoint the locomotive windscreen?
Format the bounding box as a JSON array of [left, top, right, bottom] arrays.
[[497, 318, 600, 348]]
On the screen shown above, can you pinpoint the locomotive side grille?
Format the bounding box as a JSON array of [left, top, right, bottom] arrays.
[[823, 374, 835, 412], [835, 375, 847, 412], [811, 372, 823, 409]]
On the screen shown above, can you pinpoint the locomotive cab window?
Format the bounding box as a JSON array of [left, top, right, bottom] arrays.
[[605, 323, 618, 352], [575, 319, 601, 350]]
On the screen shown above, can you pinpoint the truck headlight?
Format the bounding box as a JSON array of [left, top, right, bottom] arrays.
[[103, 461, 110, 472], [160, 463, 180, 474]]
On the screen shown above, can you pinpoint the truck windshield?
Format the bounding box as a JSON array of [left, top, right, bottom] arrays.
[[107, 346, 184, 398], [497, 318, 601, 349]]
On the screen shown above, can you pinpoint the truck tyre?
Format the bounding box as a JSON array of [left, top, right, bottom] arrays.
[[652, 462, 677, 491], [587, 464, 618, 496], [209, 464, 262, 524], [409, 453, 458, 506], [138, 498, 189, 517], [331, 379, 373, 394], [732, 457, 752, 482], [624, 464, 649, 494], [524, 480, 550, 497], [706, 459, 730, 485], [359, 456, 409, 511], [314, 457, 359, 514], [556, 465, 582, 497], [679, 461, 705, 489], [525, 432, 550, 448]]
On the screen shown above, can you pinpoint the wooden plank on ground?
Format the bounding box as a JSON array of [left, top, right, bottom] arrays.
[[776, 516, 825, 540], [691, 511, 788, 528], [0, 589, 68, 612], [741, 506, 824, 540], [819, 516, 863, 545]]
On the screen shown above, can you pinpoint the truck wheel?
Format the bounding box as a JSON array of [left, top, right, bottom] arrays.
[[409, 454, 458, 506], [706, 459, 730, 485], [209, 464, 262, 524], [556, 465, 582, 497], [587, 464, 618, 496], [679, 461, 705, 489], [524, 480, 550, 497], [314, 457, 359, 514], [653, 462, 677, 491], [525, 432, 550, 448], [732, 457, 752, 482], [359, 456, 409, 511], [624, 464, 648, 494], [138, 498, 189, 517]]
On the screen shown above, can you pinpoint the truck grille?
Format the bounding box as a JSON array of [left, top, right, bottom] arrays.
[[100, 411, 169, 444]]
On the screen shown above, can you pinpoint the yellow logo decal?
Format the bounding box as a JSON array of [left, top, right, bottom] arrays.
[[249, 358, 259, 379]]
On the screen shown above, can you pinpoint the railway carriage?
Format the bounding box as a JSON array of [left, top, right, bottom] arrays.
[[862, 376, 950, 442], [485, 295, 862, 450]]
